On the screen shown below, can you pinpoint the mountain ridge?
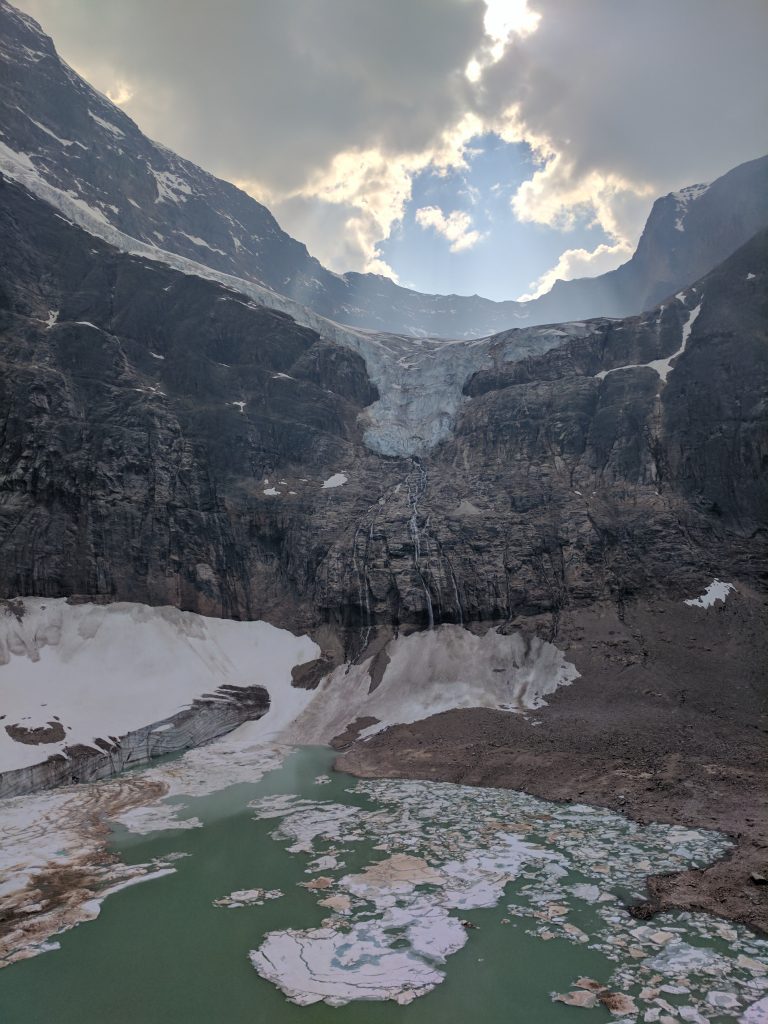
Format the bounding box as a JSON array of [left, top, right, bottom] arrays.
[[1, 0, 766, 339]]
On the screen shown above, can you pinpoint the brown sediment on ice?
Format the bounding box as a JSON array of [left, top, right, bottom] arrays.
[[0, 776, 169, 966], [336, 596, 768, 933]]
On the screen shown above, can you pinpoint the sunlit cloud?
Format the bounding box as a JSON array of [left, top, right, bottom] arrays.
[[517, 240, 633, 301], [415, 206, 484, 253], [106, 80, 134, 106], [18, 0, 766, 290]]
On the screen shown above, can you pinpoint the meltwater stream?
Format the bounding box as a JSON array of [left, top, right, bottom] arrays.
[[0, 747, 766, 1023]]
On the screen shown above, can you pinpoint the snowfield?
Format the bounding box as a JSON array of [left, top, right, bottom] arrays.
[[283, 624, 580, 745], [0, 598, 319, 773]]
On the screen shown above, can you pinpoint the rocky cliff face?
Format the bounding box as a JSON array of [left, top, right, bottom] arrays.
[[1, 171, 765, 648], [1, 0, 766, 339]]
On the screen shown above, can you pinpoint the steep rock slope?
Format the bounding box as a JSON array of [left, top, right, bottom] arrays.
[[1, 0, 766, 338], [1, 171, 765, 642]]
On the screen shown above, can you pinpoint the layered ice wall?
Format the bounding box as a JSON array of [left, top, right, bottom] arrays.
[[0, 598, 319, 776]]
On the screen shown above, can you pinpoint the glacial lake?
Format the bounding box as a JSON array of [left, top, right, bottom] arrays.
[[1, 746, 766, 1023]]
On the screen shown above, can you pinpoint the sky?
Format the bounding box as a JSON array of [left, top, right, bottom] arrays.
[[16, 0, 768, 301]]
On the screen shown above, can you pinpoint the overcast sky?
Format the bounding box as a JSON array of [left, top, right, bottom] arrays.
[[16, 0, 768, 300]]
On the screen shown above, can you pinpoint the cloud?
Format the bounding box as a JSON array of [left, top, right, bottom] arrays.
[[480, 0, 768, 252], [16, 0, 768, 285], [517, 240, 633, 300], [415, 206, 484, 253]]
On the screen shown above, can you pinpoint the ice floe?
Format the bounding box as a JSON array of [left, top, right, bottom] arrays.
[[245, 776, 766, 1012], [213, 888, 283, 908]]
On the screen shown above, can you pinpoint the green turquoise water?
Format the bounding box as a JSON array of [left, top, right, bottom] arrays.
[[0, 747, 763, 1023]]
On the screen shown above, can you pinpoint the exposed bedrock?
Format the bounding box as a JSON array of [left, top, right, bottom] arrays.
[[0, 170, 765, 644]]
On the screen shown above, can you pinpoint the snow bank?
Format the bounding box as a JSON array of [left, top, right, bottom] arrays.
[[684, 579, 735, 609], [283, 624, 579, 745], [0, 598, 318, 773]]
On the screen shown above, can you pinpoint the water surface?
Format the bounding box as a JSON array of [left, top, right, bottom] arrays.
[[0, 747, 765, 1023]]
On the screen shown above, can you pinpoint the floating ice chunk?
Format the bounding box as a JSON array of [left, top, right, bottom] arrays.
[[742, 996, 768, 1023], [213, 888, 283, 908], [679, 1008, 708, 1024], [553, 990, 597, 1008], [707, 991, 740, 1010], [149, 351, 165, 360], [113, 804, 203, 835], [646, 939, 726, 974], [231, 401, 245, 413], [251, 922, 448, 1006], [684, 579, 735, 609], [568, 883, 602, 903], [263, 487, 280, 496], [44, 310, 58, 328], [272, 372, 295, 380], [74, 321, 100, 329], [321, 473, 348, 489], [747, 272, 756, 280]]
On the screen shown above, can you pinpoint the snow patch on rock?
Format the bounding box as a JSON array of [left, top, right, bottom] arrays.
[[596, 300, 702, 384], [684, 579, 735, 609], [321, 473, 348, 489]]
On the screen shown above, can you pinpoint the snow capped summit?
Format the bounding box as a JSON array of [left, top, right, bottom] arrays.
[[671, 182, 710, 231]]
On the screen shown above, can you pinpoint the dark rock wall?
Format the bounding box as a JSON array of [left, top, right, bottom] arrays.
[[1, 175, 765, 647]]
